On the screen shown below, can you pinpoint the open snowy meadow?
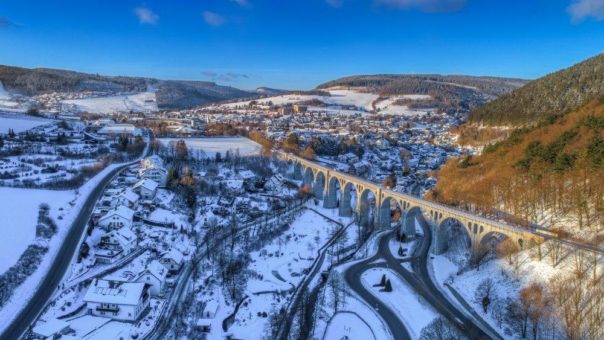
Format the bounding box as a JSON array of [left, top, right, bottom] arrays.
[[61, 91, 157, 114], [0, 115, 53, 134], [0, 187, 76, 273], [158, 137, 261, 159]]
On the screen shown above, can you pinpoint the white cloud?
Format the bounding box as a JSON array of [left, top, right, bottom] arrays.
[[202, 71, 249, 82], [326, 0, 344, 8], [568, 0, 604, 21], [133, 6, 159, 25], [232, 0, 251, 7], [375, 0, 467, 12], [0, 16, 19, 28], [202, 11, 225, 27]]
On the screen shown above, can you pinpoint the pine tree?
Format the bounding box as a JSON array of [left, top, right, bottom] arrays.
[[384, 279, 393, 292]]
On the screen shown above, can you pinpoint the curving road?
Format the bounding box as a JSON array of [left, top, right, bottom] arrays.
[[407, 212, 502, 339], [343, 246, 412, 340], [343, 221, 494, 340], [1, 135, 152, 340]]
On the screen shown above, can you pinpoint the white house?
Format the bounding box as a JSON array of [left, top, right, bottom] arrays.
[[98, 205, 135, 231], [135, 260, 167, 296], [83, 279, 150, 322], [95, 226, 137, 264], [139, 156, 167, 186], [140, 167, 168, 187], [160, 248, 184, 274], [133, 179, 159, 200], [112, 188, 139, 209]]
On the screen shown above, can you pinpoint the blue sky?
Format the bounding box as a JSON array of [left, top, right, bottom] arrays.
[[0, 0, 603, 89]]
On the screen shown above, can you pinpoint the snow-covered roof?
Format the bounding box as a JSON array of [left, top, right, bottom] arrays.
[[143, 260, 167, 281], [238, 170, 255, 179], [162, 248, 184, 264], [97, 124, 140, 135], [84, 279, 147, 306], [119, 188, 139, 204], [112, 226, 136, 244], [100, 205, 135, 223], [134, 178, 159, 192], [92, 119, 115, 126]]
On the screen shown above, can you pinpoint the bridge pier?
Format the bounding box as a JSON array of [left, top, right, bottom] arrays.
[[378, 202, 391, 229], [313, 184, 323, 200], [338, 187, 352, 217], [292, 163, 302, 180], [357, 197, 370, 228], [339, 200, 352, 216], [403, 211, 416, 237], [430, 219, 447, 255], [323, 187, 337, 209]]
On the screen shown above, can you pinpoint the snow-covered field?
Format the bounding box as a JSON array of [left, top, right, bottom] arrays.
[[62, 91, 157, 114], [158, 137, 261, 159], [0, 187, 76, 273], [213, 88, 434, 116], [0, 115, 53, 133], [324, 311, 376, 340], [0, 163, 121, 333]]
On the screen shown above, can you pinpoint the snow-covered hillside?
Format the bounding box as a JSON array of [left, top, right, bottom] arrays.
[[0, 115, 53, 133], [212, 88, 434, 116], [61, 91, 157, 114], [0, 81, 10, 100], [0, 81, 27, 113]]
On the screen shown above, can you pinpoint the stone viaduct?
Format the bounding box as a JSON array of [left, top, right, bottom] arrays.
[[283, 153, 545, 258]]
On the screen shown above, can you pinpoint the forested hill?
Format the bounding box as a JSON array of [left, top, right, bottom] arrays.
[[0, 65, 253, 109], [431, 99, 604, 236], [317, 74, 526, 97], [317, 74, 526, 114], [468, 53, 604, 126]]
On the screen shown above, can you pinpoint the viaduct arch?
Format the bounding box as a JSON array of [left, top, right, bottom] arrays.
[[283, 153, 544, 258]]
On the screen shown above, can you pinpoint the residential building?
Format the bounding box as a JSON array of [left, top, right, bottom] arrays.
[[160, 248, 184, 274], [83, 279, 150, 322], [97, 205, 135, 231], [133, 178, 159, 200], [95, 226, 137, 264], [135, 260, 167, 296]]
